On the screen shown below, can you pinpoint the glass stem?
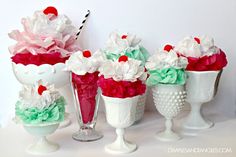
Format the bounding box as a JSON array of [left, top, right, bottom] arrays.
[[165, 118, 173, 134]]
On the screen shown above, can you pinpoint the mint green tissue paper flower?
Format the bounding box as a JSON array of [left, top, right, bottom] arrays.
[[125, 46, 149, 65], [146, 68, 186, 86], [105, 46, 149, 65], [105, 53, 120, 61], [15, 97, 65, 124]]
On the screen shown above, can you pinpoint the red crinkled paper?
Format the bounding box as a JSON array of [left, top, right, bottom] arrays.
[[185, 50, 227, 71], [72, 72, 99, 124], [11, 52, 69, 65], [98, 75, 146, 98]]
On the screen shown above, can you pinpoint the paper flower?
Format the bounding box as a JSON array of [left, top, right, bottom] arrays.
[[15, 80, 65, 124], [11, 52, 69, 65], [174, 36, 202, 58], [18, 80, 62, 109], [99, 55, 147, 82], [175, 36, 228, 71], [98, 75, 146, 98], [145, 46, 188, 70], [104, 32, 141, 54], [9, 6, 80, 65], [98, 55, 146, 98], [103, 32, 149, 65], [146, 45, 188, 86], [16, 97, 65, 124], [65, 50, 105, 75], [146, 68, 186, 86], [185, 49, 227, 71]]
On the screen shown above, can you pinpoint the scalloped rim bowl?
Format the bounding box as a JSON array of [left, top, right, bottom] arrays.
[[12, 62, 69, 88]]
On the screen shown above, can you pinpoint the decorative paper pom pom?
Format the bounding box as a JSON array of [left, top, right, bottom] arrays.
[[164, 44, 173, 52], [118, 55, 128, 62], [194, 37, 200, 44], [38, 85, 47, 95], [186, 49, 227, 71], [121, 35, 128, 39], [11, 52, 69, 65], [43, 6, 58, 16], [98, 75, 146, 98], [83, 50, 92, 58]]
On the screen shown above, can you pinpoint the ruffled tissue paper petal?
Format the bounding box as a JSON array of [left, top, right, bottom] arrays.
[[98, 75, 146, 98], [72, 72, 99, 124], [146, 68, 186, 86], [9, 9, 80, 66], [8, 11, 80, 57], [106, 46, 149, 66], [185, 50, 227, 71], [15, 97, 65, 124], [11, 52, 69, 65]]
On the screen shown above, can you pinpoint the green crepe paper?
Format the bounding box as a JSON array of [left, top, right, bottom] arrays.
[[15, 97, 65, 124], [105, 46, 149, 66], [146, 68, 186, 86]]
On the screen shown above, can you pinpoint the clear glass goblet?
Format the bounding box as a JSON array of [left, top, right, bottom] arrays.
[[70, 72, 103, 142]]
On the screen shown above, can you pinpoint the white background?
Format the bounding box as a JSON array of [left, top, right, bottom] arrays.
[[0, 0, 236, 125]]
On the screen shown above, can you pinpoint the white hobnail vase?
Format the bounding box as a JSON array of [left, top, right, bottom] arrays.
[[102, 95, 139, 154], [12, 62, 72, 128], [23, 122, 60, 155], [152, 84, 186, 141], [183, 70, 222, 130]]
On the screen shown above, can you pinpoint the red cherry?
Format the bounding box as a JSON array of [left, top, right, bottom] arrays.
[[38, 85, 47, 95], [121, 35, 128, 39], [118, 55, 128, 62], [43, 6, 58, 16], [83, 50, 92, 58], [194, 37, 201, 44], [164, 44, 173, 52]]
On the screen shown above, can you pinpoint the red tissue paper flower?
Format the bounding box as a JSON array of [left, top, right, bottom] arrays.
[[185, 50, 227, 71], [11, 52, 69, 66], [72, 72, 99, 124], [98, 75, 146, 98]]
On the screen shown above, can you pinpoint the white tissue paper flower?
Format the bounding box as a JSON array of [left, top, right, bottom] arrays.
[[8, 10, 80, 56], [99, 57, 146, 82], [145, 49, 188, 70], [18, 80, 61, 110], [65, 50, 106, 75], [174, 36, 201, 58], [175, 35, 220, 58], [104, 32, 141, 54]]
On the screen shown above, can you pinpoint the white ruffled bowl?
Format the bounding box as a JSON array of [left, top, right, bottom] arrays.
[[12, 62, 69, 88]]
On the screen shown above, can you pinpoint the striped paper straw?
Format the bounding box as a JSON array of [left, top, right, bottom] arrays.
[[76, 10, 90, 39]]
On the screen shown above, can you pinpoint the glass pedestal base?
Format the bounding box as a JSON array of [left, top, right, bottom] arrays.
[[72, 127, 103, 142]]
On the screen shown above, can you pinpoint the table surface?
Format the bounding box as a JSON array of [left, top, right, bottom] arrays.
[[0, 111, 235, 157]]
